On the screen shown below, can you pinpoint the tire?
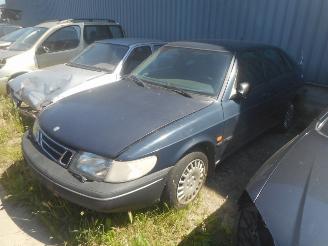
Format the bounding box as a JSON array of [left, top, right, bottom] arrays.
[[278, 102, 295, 132], [237, 199, 274, 246], [162, 151, 208, 209]]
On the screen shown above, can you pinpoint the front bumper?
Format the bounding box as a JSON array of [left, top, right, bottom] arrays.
[[22, 132, 170, 212]]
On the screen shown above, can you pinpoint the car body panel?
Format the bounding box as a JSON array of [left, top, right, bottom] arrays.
[[246, 116, 328, 246], [8, 64, 112, 109], [8, 39, 164, 110], [26, 40, 302, 211], [39, 80, 213, 159]]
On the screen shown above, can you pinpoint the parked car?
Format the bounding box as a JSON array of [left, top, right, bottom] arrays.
[[0, 19, 124, 93], [0, 23, 21, 37], [0, 27, 30, 49], [237, 110, 328, 246], [22, 40, 302, 212], [8, 38, 164, 115]]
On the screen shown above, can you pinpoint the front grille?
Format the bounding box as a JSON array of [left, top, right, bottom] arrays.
[[37, 130, 75, 167]]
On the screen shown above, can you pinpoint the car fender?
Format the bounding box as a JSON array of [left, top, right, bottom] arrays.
[[118, 103, 224, 172]]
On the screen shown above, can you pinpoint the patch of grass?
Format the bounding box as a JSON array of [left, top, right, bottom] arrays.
[[0, 96, 25, 171], [0, 97, 233, 245]]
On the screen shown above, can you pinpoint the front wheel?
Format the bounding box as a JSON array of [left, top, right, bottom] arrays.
[[162, 151, 208, 208]]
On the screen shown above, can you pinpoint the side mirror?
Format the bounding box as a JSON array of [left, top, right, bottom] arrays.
[[231, 82, 251, 100], [36, 45, 50, 55], [237, 82, 251, 98]]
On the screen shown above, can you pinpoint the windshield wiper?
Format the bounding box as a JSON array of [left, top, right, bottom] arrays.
[[128, 75, 145, 87], [67, 62, 104, 72], [168, 88, 192, 98]]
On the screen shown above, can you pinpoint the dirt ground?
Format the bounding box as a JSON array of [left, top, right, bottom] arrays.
[[180, 115, 309, 245]]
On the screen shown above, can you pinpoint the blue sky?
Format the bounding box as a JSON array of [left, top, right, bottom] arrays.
[[0, 0, 5, 5]]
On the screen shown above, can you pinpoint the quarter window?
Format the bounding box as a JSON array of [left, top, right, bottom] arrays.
[[238, 51, 265, 87], [122, 46, 152, 75], [42, 26, 80, 52]]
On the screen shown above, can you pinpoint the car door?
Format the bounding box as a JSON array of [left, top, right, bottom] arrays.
[[36, 26, 82, 68], [221, 50, 269, 155], [121, 45, 152, 76], [260, 48, 298, 125]]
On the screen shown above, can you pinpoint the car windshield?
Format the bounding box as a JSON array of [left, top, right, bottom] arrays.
[[8, 27, 48, 51], [131, 46, 232, 96], [316, 112, 328, 137], [0, 28, 28, 42], [0, 25, 20, 37], [70, 43, 129, 73]]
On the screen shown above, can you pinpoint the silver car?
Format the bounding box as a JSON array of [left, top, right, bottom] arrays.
[[237, 110, 328, 246], [0, 19, 124, 93], [9, 38, 164, 114]]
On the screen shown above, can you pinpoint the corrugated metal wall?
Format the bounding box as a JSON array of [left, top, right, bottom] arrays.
[[5, 0, 328, 84]]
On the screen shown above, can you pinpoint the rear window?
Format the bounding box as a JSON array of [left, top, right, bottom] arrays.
[[84, 25, 124, 44]]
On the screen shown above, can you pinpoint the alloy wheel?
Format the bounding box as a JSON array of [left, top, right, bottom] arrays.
[[176, 158, 206, 204]]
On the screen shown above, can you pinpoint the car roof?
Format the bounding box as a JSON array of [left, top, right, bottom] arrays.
[[96, 38, 164, 46], [166, 40, 277, 53], [36, 19, 120, 29]]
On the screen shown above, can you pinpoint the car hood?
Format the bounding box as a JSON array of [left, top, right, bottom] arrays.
[[9, 64, 112, 109], [249, 129, 328, 246], [39, 80, 213, 158], [0, 49, 22, 59]]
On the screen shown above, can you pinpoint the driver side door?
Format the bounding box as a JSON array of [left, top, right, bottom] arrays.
[[36, 26, 82, 68], [221, 50, 268, 156]]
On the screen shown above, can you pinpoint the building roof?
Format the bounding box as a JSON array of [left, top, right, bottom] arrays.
[[97, 38, 164, 46], [167, 40, 276, 52]]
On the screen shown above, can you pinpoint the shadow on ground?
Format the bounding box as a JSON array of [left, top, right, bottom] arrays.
[[179, 117, 309, 245]]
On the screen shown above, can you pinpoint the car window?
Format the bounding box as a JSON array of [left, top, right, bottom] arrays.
[[84, 25, 123, 44], [261, 49, 289, 79], [70, 42, 129, 73], [8, 27, 48, 51], [0, 28, 27, 42], [238, 51, 265, 87], [42, 26, 80, 53], [109, 26, 124, 38], [132, 46, 233, 96], [0, 26, 20, 37], [122, 46, 152, 75]]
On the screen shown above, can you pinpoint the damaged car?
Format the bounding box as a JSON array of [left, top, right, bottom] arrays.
[[22, 40, 302, 212], [237, 110, 328, 246], [8, 38, 164, 115], [0, 19, 124, 93]]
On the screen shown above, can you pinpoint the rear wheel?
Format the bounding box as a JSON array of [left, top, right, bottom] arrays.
[[162, 151, 208, 208]]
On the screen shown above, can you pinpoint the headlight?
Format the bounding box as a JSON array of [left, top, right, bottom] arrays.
[[69, 152, 157, 183], [32, 119, 41, 142]]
